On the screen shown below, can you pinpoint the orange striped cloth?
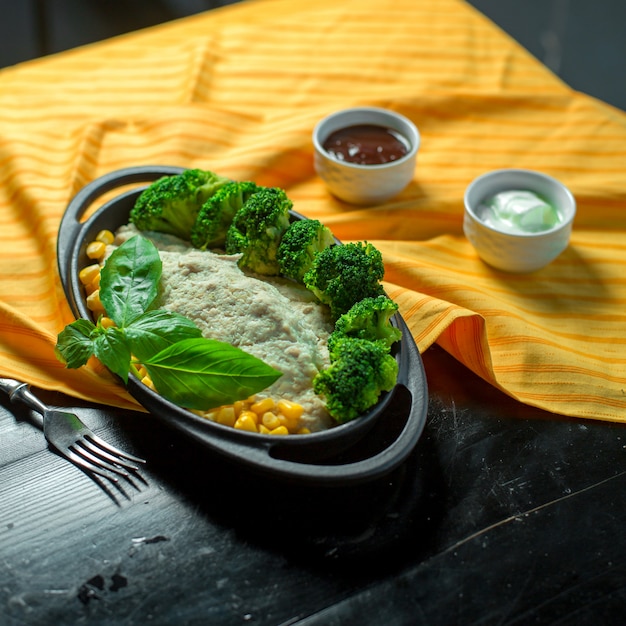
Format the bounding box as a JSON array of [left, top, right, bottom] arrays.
[[0, 0, 624, 420]]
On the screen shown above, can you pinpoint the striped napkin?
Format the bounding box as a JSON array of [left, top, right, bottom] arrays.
[[0, 0, 624, 420]]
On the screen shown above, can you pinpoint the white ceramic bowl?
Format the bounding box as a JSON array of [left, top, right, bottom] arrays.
[[313, 107, 420, 205], [463, 169, 576, 273]]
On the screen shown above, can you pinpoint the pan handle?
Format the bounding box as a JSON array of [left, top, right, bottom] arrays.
[[61, 165, 185, 227], [57, 165, 185, 289]]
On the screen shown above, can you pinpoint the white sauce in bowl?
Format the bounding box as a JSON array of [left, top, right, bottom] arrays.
[[478, 190, 561, 234]]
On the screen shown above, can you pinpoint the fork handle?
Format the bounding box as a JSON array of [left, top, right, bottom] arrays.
[[0, 378, 48, 416]]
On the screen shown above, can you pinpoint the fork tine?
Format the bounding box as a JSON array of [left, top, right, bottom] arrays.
[[70, 443, 132, 479], [84, 432, 146, 465], [79, 436, 142, 472], [63, 446, 123, 483]]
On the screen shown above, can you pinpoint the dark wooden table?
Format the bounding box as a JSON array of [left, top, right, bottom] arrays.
[[2, 344, 625, 625]]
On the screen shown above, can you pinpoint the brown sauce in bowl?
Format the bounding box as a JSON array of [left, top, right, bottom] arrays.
[[322, 124, 410, 165]]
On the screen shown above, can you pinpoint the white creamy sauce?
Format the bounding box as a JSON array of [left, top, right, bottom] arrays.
[[113, 224, 334, 431], [478, 190, 561, 234]]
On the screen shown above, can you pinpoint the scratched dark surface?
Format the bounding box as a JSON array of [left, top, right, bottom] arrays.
[[2, 344, 625, 625]]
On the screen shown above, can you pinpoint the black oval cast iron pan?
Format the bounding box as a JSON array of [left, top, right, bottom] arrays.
[[57, 166, 428, 486]]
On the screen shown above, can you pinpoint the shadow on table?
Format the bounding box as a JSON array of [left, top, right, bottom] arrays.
[[126, 401, 446, 577], [115, 341, 604, 577]]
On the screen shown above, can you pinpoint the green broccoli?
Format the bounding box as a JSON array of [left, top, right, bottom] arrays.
[[303, 241, 385, 320], [130, 169, 229, 240], [190, 181, 260, 250], [328, 295, 402, 353], [313, 337, 398, 424], [225, 187, 292, 275], [277, 218, 335, 282]]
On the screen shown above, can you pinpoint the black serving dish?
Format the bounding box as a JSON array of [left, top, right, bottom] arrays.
[[57, 166, 428, 485]]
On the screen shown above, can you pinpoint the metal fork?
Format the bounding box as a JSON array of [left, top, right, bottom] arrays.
[[0, 378, 145, 484]]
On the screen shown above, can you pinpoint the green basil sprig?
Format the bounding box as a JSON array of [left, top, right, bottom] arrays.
[[56, 235, 282, 410]]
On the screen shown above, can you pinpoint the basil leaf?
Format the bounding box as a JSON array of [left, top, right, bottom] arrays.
[[126, 309, 202, 362], [93, 327, 132, 383], [55, 319, 96, 368], [141, 337, 283, 410], [55, 234, 285, 415], [99, 235, 162, 328]]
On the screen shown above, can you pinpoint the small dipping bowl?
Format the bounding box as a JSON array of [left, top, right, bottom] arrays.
[[313, 107, 420, 205], [463, 169, 576, 273]]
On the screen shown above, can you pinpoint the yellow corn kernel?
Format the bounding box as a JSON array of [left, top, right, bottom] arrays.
[[203, 410, 219, 422], [173, 396, 309, 436], [278, 414, 299, 433], [99, 316, 116, 329], [86, 289, 104, 312], [216, 406, 236, 427], [233, 400, 246, 417], [277, 399, 304, 420], [86, 241, 107, 260], [239, 410, 258, 425], [84, 272, 101, 296], [269, 426, 289, 436], [141, 375, 155, 390], [95, 229, 115, 245], [261, 411, 281, 431], [251, 397, 275, 415], [234, 412, 258, 432], [79, 264, 101, 286]]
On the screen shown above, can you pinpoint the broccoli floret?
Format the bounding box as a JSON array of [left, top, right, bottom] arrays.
[[224, 187, 292, 275], [328, 295, 402, 353], [277, 219, 335, 282], [303, 241, 385, 319], [313, 337, 398, 424], [130, 169, 229, 240], [190, 181, 260, 250]]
